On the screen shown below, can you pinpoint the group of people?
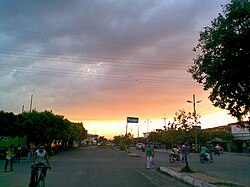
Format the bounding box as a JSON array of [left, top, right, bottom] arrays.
[[171, 144, 187, 162], [145, 143, 188, 169], [3, 143, 51, 187], [3, 144, 22, 172], [145, 142, 224, 169]]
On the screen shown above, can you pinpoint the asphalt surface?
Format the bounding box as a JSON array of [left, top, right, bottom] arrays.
[[1, 146, 190, 187], [143, 148, 250, 187], [1, 146, 249, 187]]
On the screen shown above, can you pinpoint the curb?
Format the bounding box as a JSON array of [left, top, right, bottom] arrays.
[[159, 167, 217, 187]]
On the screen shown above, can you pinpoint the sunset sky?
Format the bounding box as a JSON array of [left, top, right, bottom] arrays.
[[0, 0, 237, 139]]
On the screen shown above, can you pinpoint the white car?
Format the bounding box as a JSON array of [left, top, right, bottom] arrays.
[[136, 143, 145, 150]]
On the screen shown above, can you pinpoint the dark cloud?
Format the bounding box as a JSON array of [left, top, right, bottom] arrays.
[[0, 0, 232, 135]]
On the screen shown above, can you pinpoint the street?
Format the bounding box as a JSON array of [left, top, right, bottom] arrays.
[[1, 146, 249, 187], [128, 147, 250, 186], [1, 147, 189, 187]]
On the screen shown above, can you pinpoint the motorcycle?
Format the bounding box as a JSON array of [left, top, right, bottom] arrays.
[[199, 153, 213, 163], [169, 153, 183, 163]]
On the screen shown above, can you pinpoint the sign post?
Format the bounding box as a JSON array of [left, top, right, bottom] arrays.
[[126, 117, 139, 135]]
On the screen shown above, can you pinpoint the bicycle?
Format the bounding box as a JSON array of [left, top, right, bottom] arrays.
[[33, 164, 50, 187]]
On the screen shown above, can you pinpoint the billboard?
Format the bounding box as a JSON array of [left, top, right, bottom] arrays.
[[127, 117, 139, 123]]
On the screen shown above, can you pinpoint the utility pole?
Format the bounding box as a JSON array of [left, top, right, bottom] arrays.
[[145, 119, 151, 132], [137, 124, 141, 138], [187, 94, 201, 152], [163, 114, 167, 129], [126, 122, 128, 136], [22, 105, 24, 113], [29, 94, 33, 112]]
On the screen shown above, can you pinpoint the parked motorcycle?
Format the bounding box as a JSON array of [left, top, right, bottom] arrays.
[[199, 153, 213, 163]]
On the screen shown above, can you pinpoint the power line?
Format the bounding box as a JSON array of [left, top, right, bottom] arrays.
[[0, 49, 191, 69], [0, 63, 195, 85]]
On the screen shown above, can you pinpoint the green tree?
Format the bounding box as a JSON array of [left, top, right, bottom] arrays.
[[66, 122, 87, 143], [147, 131, 162, 143], [113, 134, 133, 151], [173, 109, 198, 170], [0, 111, 16, 140], [0, 111, 25, 141], [18, 111, 87, 146], [200, 128, 233, 144], [188, 0, 250, 127]]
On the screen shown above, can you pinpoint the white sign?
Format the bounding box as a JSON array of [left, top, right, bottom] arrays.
[[231, 125, 249, 134]]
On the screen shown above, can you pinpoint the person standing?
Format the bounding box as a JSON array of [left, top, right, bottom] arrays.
[[146, 144, 155, 169], [180, 143, 186, 163], [14, 144, 22, 163], [4, 145, 14, 172], [28, 144, 35, 162]]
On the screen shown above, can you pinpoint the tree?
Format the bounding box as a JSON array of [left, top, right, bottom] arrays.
[[0, 111, 25, 141], [188, 0, 250, 128], [0, 111, 15, 140], [173, 109, 199, 170], [18, 111, 87, 146], [200, 127, 233, 144]]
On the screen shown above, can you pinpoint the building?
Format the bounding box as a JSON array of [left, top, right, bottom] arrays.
[[204, 121, 250, 153], [230, 122, 250, 153]]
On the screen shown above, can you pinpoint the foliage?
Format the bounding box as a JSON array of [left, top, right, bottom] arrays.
[[173, 109, 198, 132], [113, 134, 134, 150], [0, 110, 87, 146], [147, 132, 162, 143], [200, 128, 233, 143], [146, 110, 200, 149], [0, 110, 24, 140], [172, 109, 200, 168], [188, 0, 250, 127]]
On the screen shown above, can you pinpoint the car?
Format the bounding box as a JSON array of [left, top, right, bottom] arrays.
[[136, 143, 145, 150]]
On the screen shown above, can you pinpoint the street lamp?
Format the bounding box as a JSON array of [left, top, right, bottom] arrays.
[[187, 94, 201, 152], [137, 124, 141, 138], [145, 119, 151, 132]]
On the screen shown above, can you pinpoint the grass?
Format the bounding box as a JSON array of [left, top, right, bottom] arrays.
[[180, 166, 195, 173], [211, 182, 245, 187]]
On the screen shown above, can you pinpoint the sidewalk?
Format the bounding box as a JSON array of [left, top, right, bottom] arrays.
[[127, 148, 247, 187], [159, 166, 244, 187]]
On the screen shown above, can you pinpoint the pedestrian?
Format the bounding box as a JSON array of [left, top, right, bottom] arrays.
[[14, 144, 22, 163], [180, 143, 186, 162], [28, 143, 35, 162], [146, 143, 155, 169], [4, 144, 14, 172]]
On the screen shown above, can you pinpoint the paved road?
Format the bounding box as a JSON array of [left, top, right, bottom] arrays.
[[1, 147, 189, 187], [132, 148, 250, 186], [185, 152, 250, 186]]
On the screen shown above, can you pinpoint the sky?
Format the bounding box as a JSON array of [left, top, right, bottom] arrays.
[[0, 0, 237, 139]]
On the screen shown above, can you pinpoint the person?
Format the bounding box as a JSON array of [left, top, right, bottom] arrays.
[[180, 143, 186, 162], [4, 144, 14, 172], [172, 145, 180, 160], [14, 144, 22, 163], [146, 144, 155, 169], [28, 144, 35, 162], [200, 144, 210, 161], [214, 144, 221, 155], [29, 145, 51, 187]]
